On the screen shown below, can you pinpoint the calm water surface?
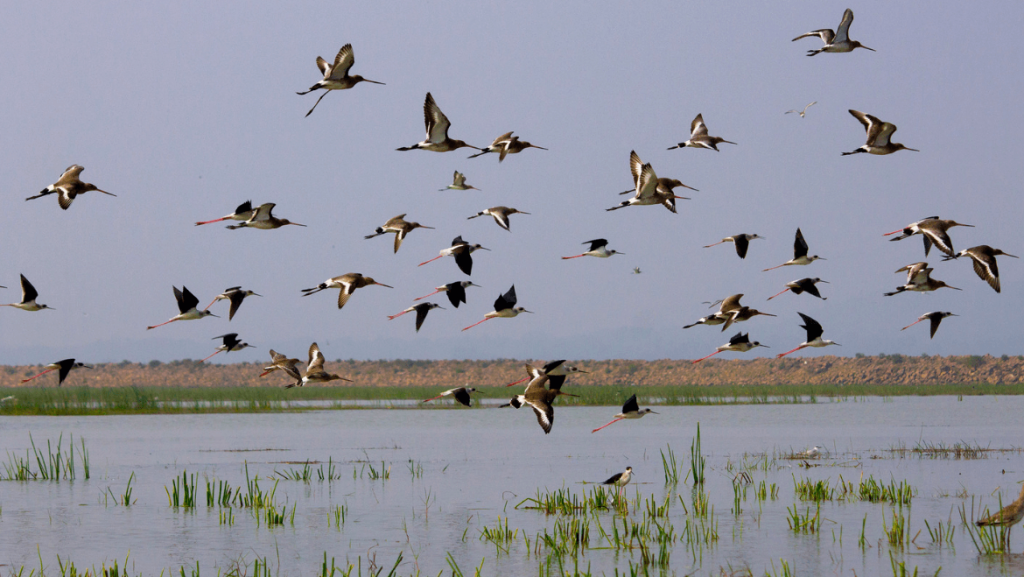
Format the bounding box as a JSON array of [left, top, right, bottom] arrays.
[[2, 396, 1024, 576]]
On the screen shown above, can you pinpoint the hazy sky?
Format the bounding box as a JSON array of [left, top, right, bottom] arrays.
[[1, 2, 1021, 364]]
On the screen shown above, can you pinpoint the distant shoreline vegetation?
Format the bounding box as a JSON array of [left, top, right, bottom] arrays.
[[0, 354, 1021, 415]]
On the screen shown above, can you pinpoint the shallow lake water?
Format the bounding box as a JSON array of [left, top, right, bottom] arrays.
[[2, 396, 1024, 576]]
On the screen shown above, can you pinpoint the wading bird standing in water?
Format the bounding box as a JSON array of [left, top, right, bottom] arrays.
[[976, 483, 1024, 536], [592, 395, 658, 433], [602, 466, 633, 496], [21, 359, 91, 386], [296, 44, 384, 117]]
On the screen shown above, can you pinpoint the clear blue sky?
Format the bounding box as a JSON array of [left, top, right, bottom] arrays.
[[0, 2, 1021, 364]]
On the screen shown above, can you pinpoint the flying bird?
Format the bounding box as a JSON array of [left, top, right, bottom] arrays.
[[226, 203, 306, 230], [397, 93, 481, 152], [767, 278, 829, 301], [468, 132, 547, 161], [562, 239, 624, 259], [296, 44, 384, 117], [418, 236, 489, 275], [884, 262, 960, 296], [668, 114, 736, 151], [26, 165, 115, 210], [1, 275, 54, 312], [195, 201, 256, 226], [414, 281, 480, 308], [462, 285, 531, 331], [901, 312, 957, 339], [944, 245, 1018, 293], [146, 286, 217, 329], [785, 102, 817, 117], [260, 349, 302, 380], [591, 395, 658, 433], [440, 171, 481, 191], [704, 234, 764, 259], [500, 372, 576, 434], [301, 273, 392, 310], [764, 228, 825, 271], [201, 333, 255, 363], [364, 214, 434, 253], [20, 359, 92, 386], [467, 206, 530, 232], [608, 151, 689, 213], [287, 343, 353, 388], [682, 294, 746, 329], [885, 217, 972, 257], [387, 302, 444, 332], [692, 332, 768, 364], [205, 287, 261, 321], [793, 9, 874, 56], [842, 110, 918, 156], [776, 313, 840, 358], [504, 360, 588, 389], [421, 386, 476, 407]]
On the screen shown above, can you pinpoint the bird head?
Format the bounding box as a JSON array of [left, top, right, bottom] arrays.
[[514, 307, 532, 314]]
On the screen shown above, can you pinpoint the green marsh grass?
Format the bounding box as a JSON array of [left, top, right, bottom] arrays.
[[206, 478, 237, 507], [860, 475, 915, 505], [5, 382, 1015, 416], [959, 496, 1013, 554], [883, 504, 912, 548], [660, 444, 681, 486], [1, 433, 90, 481], [166, 470, 198, 507], [924, 517, 955, 546], [516, 486, 613, 516], [787, 504, 821, 534], [106, 472, 136, 506], [690, 423, 705, 487], [329, 504, 347, 528]]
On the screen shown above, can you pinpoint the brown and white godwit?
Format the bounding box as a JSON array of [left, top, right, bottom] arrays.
[[764, 228, 825, 271], [976, 483, 1024, 533], [668, 114, 737, 151], [720, 306, 776, 332], [467, 132, 547, 161], [842, 110, 917, 156], [20, 359, 91, 386], [1, 275, 53, 312], [226, 203, 306, 230], [439, 170, 481, 191], [467, 206, 530, 232], [421, 386, 476, 407], [500, 372, 576, 435], [205, 287, 261, 321], [785, 102, 817, 117], [692, 332, 768, 364], [26, 165, 115, 210], [195, 201, 256, 226], [793, 9, 874, 56], [608, 151, 690, 213], [704, 234, 764, 260], [364, 214, 434, 253], [884, 262, 960, 296], [504, 360, 588, 389], [296, 44, 384, 117], [767, 278, 829, 301], [682, 294, 745, 329], [462, 285, 531, 331], [146, 286, 217, 329], [396, 93, 481, 153], [286, 343, 353, 389], [414, 281, 480, 308], [901, 312, 957, 339], [387, 302, 444, 332], [418, 236, 489, 276], [260, 349, 302, 379], [776, 313, 840, 358], [301, 273, 393, 310], [885, 217, 973, 257], [944, 245, 1018, 293], [200, 333, 255, 362], [591, 394, 657, 433], [562, 239, 624, 259]]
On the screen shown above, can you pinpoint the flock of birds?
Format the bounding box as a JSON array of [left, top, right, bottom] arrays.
[[6, 8, 1018, 443]]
